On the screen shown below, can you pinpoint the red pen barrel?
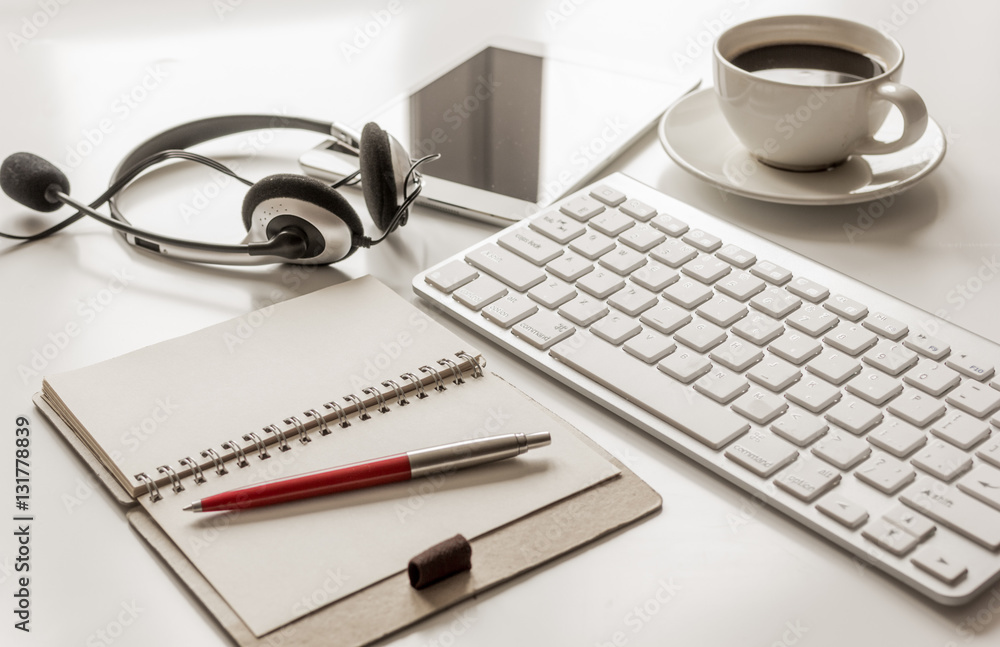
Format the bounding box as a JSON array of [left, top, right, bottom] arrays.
[[198, 454, 413, 512]]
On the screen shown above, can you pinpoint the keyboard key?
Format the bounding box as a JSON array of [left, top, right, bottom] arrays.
[[825, 395, 883, 435], [806, 351, 861, 385], [649, 213, 688, 236], [862, 340, 918, 376], [591, 313, 641, 345], [946, 381, 1000, 418], [650, 238, 698, 267], [748, 356, 801, 392], [883, 506, 936, 541], [528, 278, 577, 308], [887, 389, 946, 427], [958, 464, 1000, 512], [771, 407, 828, 446], [608, 285, 658, 316], [589, 184, 626, 206], [425, 260, 478, 293], [903, 359, 961, 397], [618, 224, 665, 252], [465, 243, 546, 291], [675, 319, 727, 353], [868, 417, 926, 458], [551, 331, 749, 449], [750, 287, 802, 319], [530, 211, 586, 244], [630, 261, 679, 291], [824, 294, 868, 321], [786, 277, 830, 303], [862, 518, 920, 556], [787, 305, 839, 337], [681, 255, 732, 284], [845, 368, 903, 405], [697, 296, 748, 328], [768, 332, 822, 365], [623, 330, 676, 364], [732, 313, 784, 346], [732, 388, 788, 424], [512, 311, 576, 350], [855, 452, 916, 495], [695, 367, 749, 404], [590, 209, 636, 237], [599, 245, 647, 275], [911, 439, 973, 482], [786, 378, 842, 413], [577, 269, 626, 299], [649, 213, 689, 238], [751, 260, 792, 285], [946, 352, 995, 381], [958, 465, 1000, 510], [558, 296, 609, 326], [904, 333, 951, 361], [931, 411, 991, 450], [452, 275, 507, 310], [569, 231, 616, 260], [710, 338, 763, 372], [682, 229, 722, 252], [902, 478, 1000, 550], [775, 457, 841, 502], [817, 496, 868, 529], [546, 253, 594, 282], [824, 323, 878, 356], [560, 195, 605, 221], [724, 429, 798, 477], [663, 279, 714, 309], [657, 348, 712, 383], [911, 547, 968, 585], [498, 227, 564, 265], [976, 437, 1000, 468], [717, 271, 766, 301], [482, 293, 538, 328], [716, 244, 756, 269], [639, 302, 691, 334], [863, 312, 909, 340], [619, 197, 657, 221]]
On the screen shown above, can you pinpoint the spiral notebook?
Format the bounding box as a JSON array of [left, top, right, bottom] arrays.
[[35, 276, 659, 646]]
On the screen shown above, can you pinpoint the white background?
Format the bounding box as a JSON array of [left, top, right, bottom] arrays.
[[2, 0, 999, 646]]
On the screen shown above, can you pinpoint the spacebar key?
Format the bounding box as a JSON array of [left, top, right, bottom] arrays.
[[551, 331, 749, 449]]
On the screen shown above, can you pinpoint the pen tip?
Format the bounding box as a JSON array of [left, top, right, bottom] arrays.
[[182, 502, 202, 512]]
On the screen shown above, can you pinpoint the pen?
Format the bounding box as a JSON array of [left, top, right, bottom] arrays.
[[183, 431, 551, 512]]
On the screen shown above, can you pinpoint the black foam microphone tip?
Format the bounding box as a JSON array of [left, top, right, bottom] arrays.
[[0, 152, 70, 213]]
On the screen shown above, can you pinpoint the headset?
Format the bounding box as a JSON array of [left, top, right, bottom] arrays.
[[0, 115, 438, 266]]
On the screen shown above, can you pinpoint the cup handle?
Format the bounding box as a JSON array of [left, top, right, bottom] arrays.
[[853, 82, 929, 156]]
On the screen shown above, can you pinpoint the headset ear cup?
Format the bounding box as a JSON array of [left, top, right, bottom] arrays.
[[241, 174, 363, 236], [241, 174, 365, 262], [359, 122, 399, 232]]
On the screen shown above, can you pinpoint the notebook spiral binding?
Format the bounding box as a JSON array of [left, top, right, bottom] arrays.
[[133, 352, 485, 503]]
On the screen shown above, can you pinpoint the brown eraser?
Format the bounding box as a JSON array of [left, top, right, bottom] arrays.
[[408, 533, 472, 589]]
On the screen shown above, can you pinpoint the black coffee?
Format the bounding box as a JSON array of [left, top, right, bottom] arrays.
[[730, 43, 885, 85]]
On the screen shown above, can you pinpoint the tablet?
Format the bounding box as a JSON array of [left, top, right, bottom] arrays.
[[299, 40, 697, 226]]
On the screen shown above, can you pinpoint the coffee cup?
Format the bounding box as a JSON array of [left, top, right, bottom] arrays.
[[713, 15, 928, 171]]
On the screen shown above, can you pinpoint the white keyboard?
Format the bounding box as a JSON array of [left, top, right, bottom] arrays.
[[413, 172, 1000, 605]]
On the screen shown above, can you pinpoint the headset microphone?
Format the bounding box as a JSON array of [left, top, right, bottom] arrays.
[[0, 116, 437, 267], [0, 151, 310, 260]]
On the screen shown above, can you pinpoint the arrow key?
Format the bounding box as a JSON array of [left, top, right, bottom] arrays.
[[862, 518, 920, 556], [817, 495, 869, 529], [911, 546, 968, 585]]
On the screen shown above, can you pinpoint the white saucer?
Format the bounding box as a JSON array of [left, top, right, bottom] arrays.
[[658, 87, 947, 205]]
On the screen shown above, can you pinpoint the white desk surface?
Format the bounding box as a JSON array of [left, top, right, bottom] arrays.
[[3, 1, 999, 645]]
